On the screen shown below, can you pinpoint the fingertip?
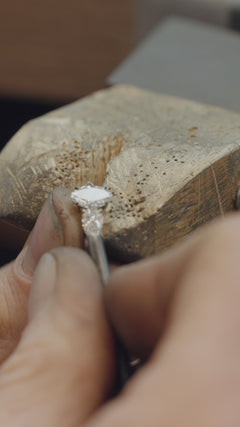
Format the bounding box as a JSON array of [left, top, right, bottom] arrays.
[[50, 246, 101, 293], [29, 246, 102, 321], [22, 188, 84, 276]]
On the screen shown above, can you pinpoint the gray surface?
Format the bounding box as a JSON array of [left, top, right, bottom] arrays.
[[137, 0, 240, 36], [108, 16, 240, 112]]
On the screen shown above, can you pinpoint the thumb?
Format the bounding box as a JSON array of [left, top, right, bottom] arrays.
[[0, 248, 114, 427], [0, 188, 83, 363]]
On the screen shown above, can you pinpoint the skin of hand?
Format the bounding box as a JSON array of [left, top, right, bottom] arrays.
[[0, 189, 239, 426]]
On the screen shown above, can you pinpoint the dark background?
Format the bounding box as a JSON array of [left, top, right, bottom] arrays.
[[1, 0, 240, 149]]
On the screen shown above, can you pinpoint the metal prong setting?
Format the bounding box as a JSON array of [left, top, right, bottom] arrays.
[[71, 182, 112, 209], [71, 183, 112, 236]]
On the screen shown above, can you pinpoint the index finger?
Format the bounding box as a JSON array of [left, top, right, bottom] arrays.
[[105, 214, 240, 360]]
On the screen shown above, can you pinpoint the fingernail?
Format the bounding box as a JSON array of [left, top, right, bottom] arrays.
[[22, 197, 63, 276], [28, 252, 57, 319], [22, 188, 84, 276]]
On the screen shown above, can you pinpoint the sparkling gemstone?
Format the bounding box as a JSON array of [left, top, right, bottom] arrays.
[[71, 183, 112, 235], [71, 183, 112, 209], [82, 207, 103, 234]]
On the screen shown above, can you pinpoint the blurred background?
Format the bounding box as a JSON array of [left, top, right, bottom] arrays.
[[0, 0, 240, 149]]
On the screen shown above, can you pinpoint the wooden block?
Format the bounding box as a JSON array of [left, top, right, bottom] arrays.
[[0, 85, 240, 262], [108, 17, 240, 113]]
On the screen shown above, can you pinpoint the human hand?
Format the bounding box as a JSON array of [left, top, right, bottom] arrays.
[[0, 188, 84, 363], [0, 187, 115, 426], [97, 215, 240, 427], [0, 192, 240, 426]]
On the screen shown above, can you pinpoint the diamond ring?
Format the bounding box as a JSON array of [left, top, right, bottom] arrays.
[[71, 182, 112, 286], [71, 182, 132, 390]]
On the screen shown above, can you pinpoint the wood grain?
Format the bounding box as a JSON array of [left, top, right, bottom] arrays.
[[0, 85, 240, 261]]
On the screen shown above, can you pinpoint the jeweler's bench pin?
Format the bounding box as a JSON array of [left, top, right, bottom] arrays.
[[71, 182, 112, 287], [71, 182, 132, 390]]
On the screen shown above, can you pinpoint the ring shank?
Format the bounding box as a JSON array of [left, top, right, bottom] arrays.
[[86, 232, 110, 287]]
